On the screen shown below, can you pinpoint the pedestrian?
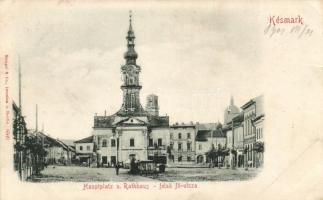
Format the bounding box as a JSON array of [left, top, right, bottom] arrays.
[[115, 162, 119, 175]]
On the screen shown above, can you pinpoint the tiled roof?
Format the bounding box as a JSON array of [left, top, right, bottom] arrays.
[[212, 129, 226, 138], [196, 130, 210, 141], [196, 123, 219, 130], [196, 128, 226, 141], [75, 135, 93, 143], [148, 115, 169, 127], [94, 115, 116, 128], [60, 139, 75, 146]]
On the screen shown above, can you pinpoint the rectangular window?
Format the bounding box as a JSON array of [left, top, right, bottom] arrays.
[[80, 146, 83, 150], [130, 138, 135, 147], [130, 94, 135, 109], [199, 144, 202, 150], [187, 156, 191, 161], [102, 156, 107, 164], [187, 143, 191, 151], [178, 133, 182, 139], [187, 133, 191, 139], [111, 139, 116, 147], [178, 143, 182, 150], [86, 145, 90, 151], [102, 140, 107, 147], [149, 138, 153, 146], [170, 133, 173, 139], [158, 138, 162, 146]]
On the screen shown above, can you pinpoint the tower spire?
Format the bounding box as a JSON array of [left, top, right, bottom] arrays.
[[129, 10, 132, 30], [118, 11, 144, 116], [124, 10, 137, 65]]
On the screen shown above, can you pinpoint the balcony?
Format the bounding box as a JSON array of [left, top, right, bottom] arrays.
[[147, 145, 167, 156]]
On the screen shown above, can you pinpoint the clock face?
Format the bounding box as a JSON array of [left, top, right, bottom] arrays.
[[126, 65, 138, 76]]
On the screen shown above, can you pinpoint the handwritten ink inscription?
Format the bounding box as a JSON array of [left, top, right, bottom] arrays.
[[264, 15, 313, 38]]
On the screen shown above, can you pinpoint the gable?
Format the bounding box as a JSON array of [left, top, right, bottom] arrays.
[[115, 117, 148, 126]]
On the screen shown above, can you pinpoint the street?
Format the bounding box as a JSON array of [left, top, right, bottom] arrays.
[[28, 165, 260, 182]]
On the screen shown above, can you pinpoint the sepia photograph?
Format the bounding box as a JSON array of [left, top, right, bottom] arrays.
[[1, 1, 322, 200], [10, 8, 264, 182]]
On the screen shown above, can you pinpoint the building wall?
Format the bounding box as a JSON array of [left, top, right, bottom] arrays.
[[243, 103, 256, 167], [117, 126, 148, 162], [209, 137, 227, 148], [255, 117, 264, 167], [226, 130, 233, 149], [255, 119, 264, 143], [93, 128, 117, 165], [75, 143, 94, 154], [149, 128, 170, 147], [170, 125, 196, 162], [233, 125, 244, 149]]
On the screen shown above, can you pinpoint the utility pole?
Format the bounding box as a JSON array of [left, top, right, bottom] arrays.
[[18, 55, 23, 180], [36, 104, 38, 132], [18, 55, 22, 110]]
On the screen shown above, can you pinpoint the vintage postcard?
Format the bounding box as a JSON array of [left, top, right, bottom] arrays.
[[0, 1, 322, 200]]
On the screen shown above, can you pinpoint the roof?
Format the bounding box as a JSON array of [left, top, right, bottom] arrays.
[[196, 127, 226, 141], [241, 95, 264, 117], [170, 122, 195, 128], [148, 115, 169, 127], [75, 135, 94, 144], [232, 112, 244, 122], [252, 114, 265, 123], [224, 112, 244, 126], [94, 115, 116, 128], [60, 139, 75, 146], [93, 112, 169, 128], [56, 139, 76, 152], [195, 130, 210, 141], [196, 123, 220, 130]]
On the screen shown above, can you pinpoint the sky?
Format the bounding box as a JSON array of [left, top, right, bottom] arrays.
[[8, 3, 265, 140]]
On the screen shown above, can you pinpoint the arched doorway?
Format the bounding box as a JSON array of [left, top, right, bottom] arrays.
[[197, 155, 204, 163]]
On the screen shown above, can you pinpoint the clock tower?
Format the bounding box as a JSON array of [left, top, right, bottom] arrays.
[[118, 11, 145, 116]]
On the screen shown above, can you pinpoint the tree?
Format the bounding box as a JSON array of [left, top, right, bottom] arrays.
[[253, 142, 264, 168]]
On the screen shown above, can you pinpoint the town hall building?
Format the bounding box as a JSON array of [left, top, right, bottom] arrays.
[[92, 13, 169, 166]]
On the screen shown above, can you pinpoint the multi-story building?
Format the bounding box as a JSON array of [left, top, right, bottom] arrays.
[[223, 112, 244, 168], [253, 113, 264, 167], [92, 14, 169, 166], [195, 123, 226, 164], [75, 135, 95, 165], [241, 95, 264, 168], [232, 113, 244, 167], [169, 123, 196, 163]]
